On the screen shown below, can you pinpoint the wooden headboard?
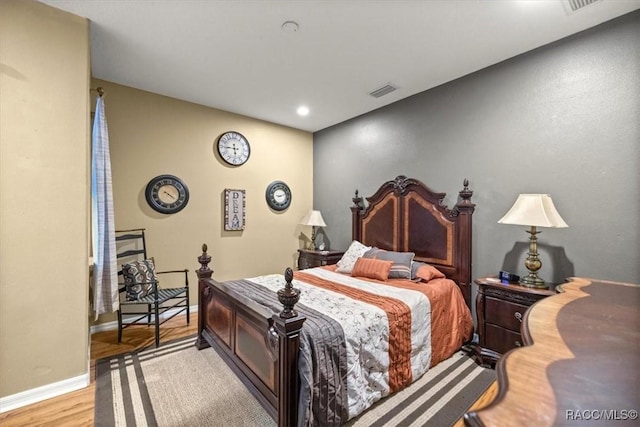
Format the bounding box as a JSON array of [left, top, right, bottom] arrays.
[[351, 175, 475, 308]]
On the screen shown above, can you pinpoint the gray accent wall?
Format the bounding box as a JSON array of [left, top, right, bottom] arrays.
[[313, 11, 639, 287]]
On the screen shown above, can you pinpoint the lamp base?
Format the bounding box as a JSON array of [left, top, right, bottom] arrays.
[[307, 226, 317, 251], [520, 275, 548, 289], [520, 225, 548, 289]]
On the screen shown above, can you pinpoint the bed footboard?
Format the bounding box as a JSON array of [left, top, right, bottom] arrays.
[[195, 245, 305, 427]]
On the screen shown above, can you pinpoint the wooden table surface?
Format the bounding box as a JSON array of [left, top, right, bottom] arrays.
[[464, 277, 640, 426]]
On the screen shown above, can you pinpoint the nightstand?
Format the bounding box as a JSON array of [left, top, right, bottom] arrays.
[[297, 249, 344, 270], [471, 277, 558, 367]]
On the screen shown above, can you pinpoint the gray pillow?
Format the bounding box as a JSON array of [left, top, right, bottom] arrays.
[[363, 248, 414, 279]]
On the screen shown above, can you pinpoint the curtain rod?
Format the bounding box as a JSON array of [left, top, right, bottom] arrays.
[[91, 87, 105, 97]]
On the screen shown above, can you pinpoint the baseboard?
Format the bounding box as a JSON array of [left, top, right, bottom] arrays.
[[0, 373, 89, 413], [90, 304, 198, 334], [0, 306, 198, 413]]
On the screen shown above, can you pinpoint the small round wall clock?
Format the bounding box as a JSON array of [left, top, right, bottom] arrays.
[[145, 175, 189, 214], [265, 181, 291, 211], [216, 131, 250, 166]]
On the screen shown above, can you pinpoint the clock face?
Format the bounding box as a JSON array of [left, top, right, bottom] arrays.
[[157, 184, 179, 204], [265, 181, 291, 211], [145, 175, 189, 214], [217, 131, 250, 166]]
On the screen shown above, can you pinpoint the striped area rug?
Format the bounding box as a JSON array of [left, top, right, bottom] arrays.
[[95, 337, 275, 427], [347, 351, 495, 426], [95, 337, 494, 427]]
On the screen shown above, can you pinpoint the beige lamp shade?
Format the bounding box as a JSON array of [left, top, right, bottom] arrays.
[[498, 194, 568, 228], [300, 210, 326, 227]]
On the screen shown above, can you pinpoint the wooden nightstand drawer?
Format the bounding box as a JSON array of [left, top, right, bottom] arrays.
[[298, 256, 313, 270], [485, 324, 523, 354], [297, 249, 344, 270], [485, 297, 527, 332]]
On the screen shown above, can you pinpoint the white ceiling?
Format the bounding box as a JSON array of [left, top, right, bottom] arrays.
[[39, 0, 640, 132]]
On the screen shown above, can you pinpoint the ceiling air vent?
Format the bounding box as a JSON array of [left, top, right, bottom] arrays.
[[562, 0, 602, 14], [369, 84, 397, 98]]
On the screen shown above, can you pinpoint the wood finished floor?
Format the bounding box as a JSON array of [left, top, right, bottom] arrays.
[[0, 314, 197, 427]]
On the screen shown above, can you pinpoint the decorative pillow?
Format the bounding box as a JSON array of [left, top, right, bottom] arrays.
[[336, 240, 371, 274], [412, 261, 446, 282], [122, 259, 157, 301], [351, 257, 393, 281], [363, 248, 414, 279]]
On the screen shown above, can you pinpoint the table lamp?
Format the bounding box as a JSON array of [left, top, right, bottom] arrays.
[[299, 210, 326, 250], [498, 194, 568, 288]]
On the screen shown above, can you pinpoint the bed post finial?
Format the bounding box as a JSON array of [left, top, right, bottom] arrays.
[[196, 243, 213, 279], [352, 189, 362, 208], [458, 179, 474, 207], [278, 267, 300, 319]]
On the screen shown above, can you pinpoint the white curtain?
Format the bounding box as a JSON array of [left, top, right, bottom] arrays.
[[91, 95, 119, 319]]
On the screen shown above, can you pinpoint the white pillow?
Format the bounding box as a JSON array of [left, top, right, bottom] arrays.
[[336, 240, 371, 274]]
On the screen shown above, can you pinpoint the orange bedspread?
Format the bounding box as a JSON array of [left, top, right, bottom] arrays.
[[320, 265, 473, 368]]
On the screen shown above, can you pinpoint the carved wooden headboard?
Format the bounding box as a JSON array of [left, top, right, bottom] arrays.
[[350, 175, 475, 308]]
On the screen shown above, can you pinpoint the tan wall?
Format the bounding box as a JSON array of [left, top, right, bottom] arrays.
[[91, 80, 314, 325], [0, 0, 312, 402], [0, 0, 90, 398]]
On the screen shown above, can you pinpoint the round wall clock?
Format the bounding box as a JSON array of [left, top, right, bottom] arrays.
[[145, 175, 189, 214], [216, 131, 250, 166], [265, 181, 291, 211]]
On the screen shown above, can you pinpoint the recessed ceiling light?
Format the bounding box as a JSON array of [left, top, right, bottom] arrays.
[[281, 21, 299, 33], [297, 106, 309, 116]]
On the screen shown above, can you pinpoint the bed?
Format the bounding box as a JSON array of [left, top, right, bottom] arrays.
[[195, 175, 476, 426]]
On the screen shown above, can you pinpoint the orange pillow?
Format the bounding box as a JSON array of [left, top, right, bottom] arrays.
[[414, 263, 445, 282], [351, 257, 394, 281]]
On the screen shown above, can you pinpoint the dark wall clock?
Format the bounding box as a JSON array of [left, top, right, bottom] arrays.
[[216, 131, 250, 166], [265, 180, 291, 211], [145, 174, 189, 214]]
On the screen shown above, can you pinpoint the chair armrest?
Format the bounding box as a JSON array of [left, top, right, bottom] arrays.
[[156, 269, 189, 275], [155, 269, 189, 290]]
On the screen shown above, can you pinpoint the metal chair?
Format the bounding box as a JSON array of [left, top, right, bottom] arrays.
[[115, 228, 189, 347]]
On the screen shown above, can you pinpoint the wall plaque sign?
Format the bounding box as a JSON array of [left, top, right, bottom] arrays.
[[224, 189, 246, 231]]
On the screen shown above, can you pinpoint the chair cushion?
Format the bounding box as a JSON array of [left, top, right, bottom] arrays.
[[122, 259, 157, 301]]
